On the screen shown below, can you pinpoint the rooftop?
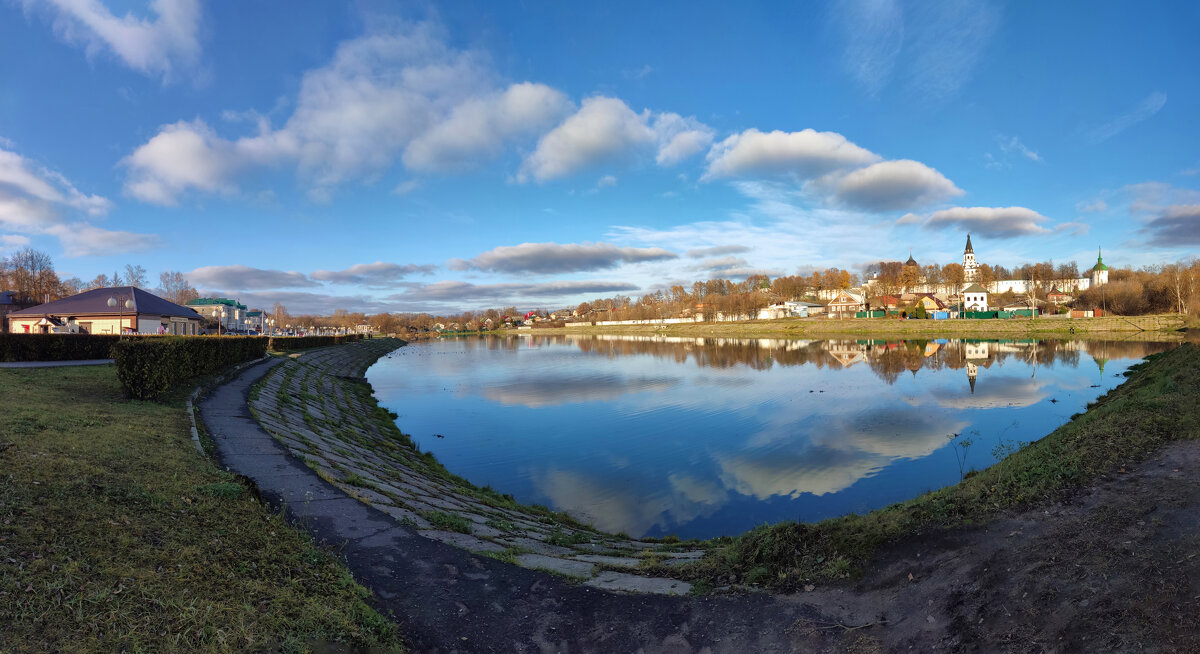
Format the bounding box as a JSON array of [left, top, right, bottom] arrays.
[[8, 286, 202, 320]]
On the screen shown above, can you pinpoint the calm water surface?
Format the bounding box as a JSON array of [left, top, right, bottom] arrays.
[[366, 335, 1174, 539]]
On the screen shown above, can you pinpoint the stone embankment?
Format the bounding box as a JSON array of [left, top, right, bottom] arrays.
[[249, 338, 699, 594]]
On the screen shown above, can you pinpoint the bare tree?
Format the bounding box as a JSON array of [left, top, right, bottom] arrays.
[[159, 270, 199, 305], [124, 264, 148, 289], [6, 247, 63, 301]]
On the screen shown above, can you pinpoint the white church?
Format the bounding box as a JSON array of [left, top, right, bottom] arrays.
[[962, 233, 1109, 294]]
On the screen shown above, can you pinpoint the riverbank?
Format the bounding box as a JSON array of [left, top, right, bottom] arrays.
[[234, 338, 1197, 650], [516, 313, 1187, 341], [0, 364, 401, 652]]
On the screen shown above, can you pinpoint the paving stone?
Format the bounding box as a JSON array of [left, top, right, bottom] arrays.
[[663, 550, 705, 559], [584, 571, 692, 596], [572, 555, 642, 568], [418, 530, 506, 553], [346, 486, 397, 506], [498, 537, 574, 557], [514, 554, 595, 578]]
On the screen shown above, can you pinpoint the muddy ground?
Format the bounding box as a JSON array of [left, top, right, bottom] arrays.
[[799, 438, 1200, 652]]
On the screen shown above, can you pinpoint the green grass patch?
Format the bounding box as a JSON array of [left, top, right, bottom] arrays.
[[422, 511, 473, 534], [342, 472, 377, 490], [0, 365, 402, 652], [686, 343, 1200, 590]]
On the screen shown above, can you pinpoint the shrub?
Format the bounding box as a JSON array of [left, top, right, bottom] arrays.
[[0, 334, 124, 362], [113, 336, 268, 400], [267, 335, 363, 351]]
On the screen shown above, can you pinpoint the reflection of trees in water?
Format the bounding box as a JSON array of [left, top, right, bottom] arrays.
[[549, 335, 1175, 386]]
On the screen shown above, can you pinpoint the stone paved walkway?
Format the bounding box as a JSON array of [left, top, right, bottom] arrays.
[[246, 339, 702, 593]]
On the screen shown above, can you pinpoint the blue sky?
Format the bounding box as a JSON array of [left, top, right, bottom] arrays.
[[1, 1, 1197, 314]]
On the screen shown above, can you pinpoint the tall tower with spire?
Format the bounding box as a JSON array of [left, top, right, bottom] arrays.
[[962, 233, 979, 283], [1090, 247, 1109, 288]]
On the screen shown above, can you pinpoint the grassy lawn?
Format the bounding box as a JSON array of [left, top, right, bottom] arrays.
[[676, 342, 1200, 590], [0, 365, 402, 653]]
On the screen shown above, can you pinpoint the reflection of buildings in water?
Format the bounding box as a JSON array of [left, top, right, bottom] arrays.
[[964, 341, 990, 361], [967, 362, 978, 394]]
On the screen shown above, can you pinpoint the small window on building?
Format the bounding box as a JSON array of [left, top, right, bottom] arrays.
[[78, 322, 92, 334]]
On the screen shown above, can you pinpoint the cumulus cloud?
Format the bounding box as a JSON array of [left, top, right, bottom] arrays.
[[0, 147, 112, 217], [1088, 92, 1168, 143], [403, 82, 572, 172], [517, 98, 713, 182], [704, 128, 880, 180], [652, 113, 715, 166], [0, 143, 158, 256], [922, 206, 1052, 237], [1143, 205, 1200, 246], [517, 97, 656, 182], [44, 223, 162, 257], [692, 255, 782, 279], [448, 242, 678, 274], [826, 159, 962, 211], [0, 234, 32, 252], [22, 0, 203, 81], [123, 21, 491, 203], [685, 244, 751, 258], [310, 261, 436, 287], [185, 265, 319, 290], [122, 119, 242, 205], [388, 279, 641, 306]]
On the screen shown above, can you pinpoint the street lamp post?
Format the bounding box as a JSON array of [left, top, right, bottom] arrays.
[[217, 307, 225, 336], [107, 294, 134, 336]]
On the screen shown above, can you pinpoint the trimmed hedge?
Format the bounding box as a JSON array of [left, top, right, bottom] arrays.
[[267, 334, 364, 351], [0, 334, 123, 362], [113, 336, 268, 400]]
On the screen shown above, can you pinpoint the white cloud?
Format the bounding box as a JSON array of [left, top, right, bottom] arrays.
[[1076, 199, 1107, 213], [923, 206, 1052, 237], [386, 279, 642, 308], [517, 98, 714, 182], [0, 143, 155, 256], [704, 128, 880, 180], [0, 147, 112, 216], [685, 244, 750, 258], [122, 21, 491, 203], [652, 113, 715, 166], [403, 82, 572, 173], [310, 261, 436, 287], [826, 159, 962, 211], [904, 0, 999, 102], [122, 119, 241, 205], [1088, 92, 1168, 143], [596, 175, 618, 188], [896, 212, 923, 225], [998, 135, 1041, 162], [833, 0, 905, 96], [185, 265, 319, 290], [25, 0, 203, 81], [448, 241, 678, 274], [518, 97, 657, 183], [1144, 205, 1200, 246], [44, 223, 162, 257], [0, 234, 32, 252]]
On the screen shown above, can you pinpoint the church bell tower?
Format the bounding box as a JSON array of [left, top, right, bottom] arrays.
[[963, 234, 979, 283]]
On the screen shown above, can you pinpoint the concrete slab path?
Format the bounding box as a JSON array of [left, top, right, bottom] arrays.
[[199, 356, 832, 653]]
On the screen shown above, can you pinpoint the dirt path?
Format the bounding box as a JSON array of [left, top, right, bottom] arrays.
[[202, 354, 1199, 653]]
